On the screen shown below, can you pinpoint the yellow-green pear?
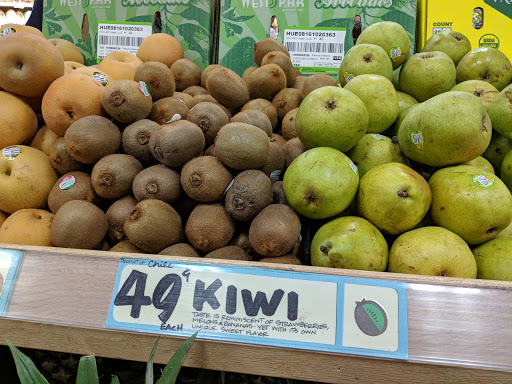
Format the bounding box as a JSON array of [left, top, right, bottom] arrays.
[[473, 237, 512, 281], [451, 80, 499, 111], [488, 83, 512, 138], [464, 156, 495, 174], [421, 30, 471, 66]]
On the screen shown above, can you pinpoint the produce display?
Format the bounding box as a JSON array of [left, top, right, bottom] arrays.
[[1, 23, 512, 283]]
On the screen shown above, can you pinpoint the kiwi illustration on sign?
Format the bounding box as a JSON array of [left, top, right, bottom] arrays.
[[354, 298, 388, 336]]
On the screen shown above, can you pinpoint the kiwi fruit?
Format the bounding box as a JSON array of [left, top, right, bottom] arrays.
[[204, 144, 215, 156], [271, 133, 287, 148], [159, 243, 200, 257], [261, 141, 285, 178], [215, 122, 270, 170], [272, 88, 303, 121], [186, 102, 230, 147], [181, 156, 232, 203], [64, 115, 121, 164], [283, 137, 306, 168], [47, 172, 100, 213], [271, 181, 288, 205], [192, 94, 219, 105], [281, 108, 298, 140], [230, 110, 272, 137], [241, 98, 278, 130], [91, 154, 143, 199], [261, 51, 296, 87], [205, 67, 250, 110], [124, 199, 182, 253], [183, 85, 209, 97], [291, 75, 307, 92], [242, 66, 258, 84], [171, 58, 201, 91], [185, 203, 235, 252], [134, 61, 176, 101], [200, 64, 224, 88], [121, 119, 161, 166], [205, 245, 252, 261], [225, 169, 272, 222], [50, 200, 108, 249], [301, 74, 338, 98], [101, 80, 153, 124], [173, 92, 196, 109], [132, 164, 181, 204], [259, 254, 302, 265], [247, 64, 287, 100], [49, 137, 89, 175], [173, 193, 198, 224], [150, 96, 190, 124], [253, 38, 290, 67], [105, 194, 138, 244], [249, 204, 300, 257], [149, 120, 205, 168], [109, 240, 145, 254]]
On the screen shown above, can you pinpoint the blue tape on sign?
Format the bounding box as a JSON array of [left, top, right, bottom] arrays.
[[106, 258, 408, 360], [0, 249, 24, 316]]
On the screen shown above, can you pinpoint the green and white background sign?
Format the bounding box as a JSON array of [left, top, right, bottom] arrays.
[[218, 0, 417, 76]]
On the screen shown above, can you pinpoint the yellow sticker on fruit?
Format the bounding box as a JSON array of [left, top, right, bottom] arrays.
[[0, 27, 16, 36], [3, 146, 23, 160], [92, 72, 108, 86], [389, 46, 402, 62], [410, 130, 424, 150], [344, 71, 355, 82], [344, 156, 358, 176], [473, 175, 494, 188], [371, 134, 388, 141]]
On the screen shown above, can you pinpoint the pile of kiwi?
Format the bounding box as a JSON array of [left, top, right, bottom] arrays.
[[44, 40, 312, 265]]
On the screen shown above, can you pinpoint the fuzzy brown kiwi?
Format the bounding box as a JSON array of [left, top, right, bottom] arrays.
[[261, 141, 285, 178], [249, 204, 300, 257], [301, 73, 338, 98], [182, 85, 209, 97], [101, 80, 153, 124], [121, 119, 161, 166], [47, 172, 100, 213], [205, 67, 250, 110], [124, 199, 182, 253], [291, 75, 307, 93], [261, 51, 296, 87], [134, 61, 176, 101], [149, 120, 205, 168], [253, 38, 290, 66], [271, 181, 288, 205], [185, 203, 235, 252], [132, 164, 181, 204], [271, 133, 287, 148], [242, 66, 258, 84], [186, 102, 230, 147], [105, 194, 138, 244], [109, 240, 145, 253], [91, 154, 143, 199], [158, 242, 200, 257], [173, 193, 198, 224], [173, 91, 196, 109], [272, 88, 303, 121], [259, 254, 302, 265], [180, 156, 232, 202], [192, 94, 219, 105], [247, 64, 287, 100], [225, 169, 272, 222], [170, 58, 201, 91], [200, 64, 224, 88], [241, 98, 278, 130], [50, 200, 108, 249], [230, 110, 272, 137], [215, 122, 270, 170], [283, 137, 306, 168], [49, 137, 90, 175], [149, 96, 189, 124], [204, 144, 215, 156], [64, 115, 121, 164], [281, 107, 298, 140], [205, 245, 252, 261]]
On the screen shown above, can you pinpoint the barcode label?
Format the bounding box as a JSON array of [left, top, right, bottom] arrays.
[[98, 35, 144, 47], [285, 42, 344, 54], [371, 134, 388, 141], [97, 22, 152, 61], [389, 46, 402, 61], [473, 175, 494, 188], [410, 130, 424, 150], [344, 157, 358, 176], [3, 146, 22, 160]]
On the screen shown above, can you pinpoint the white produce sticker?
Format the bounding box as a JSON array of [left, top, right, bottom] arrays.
[[97, 22, 152, 60]]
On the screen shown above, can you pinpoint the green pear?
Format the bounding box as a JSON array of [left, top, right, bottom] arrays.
[[398, 91, 492, 167], [347, 134, 409, 178], [343, 74, 398, 134], [282, 147, 359, 219], [500, 149, 512, 191], [338, 44, 393, 87], [388, 226, 477, 278], [488, 83, 512, 138], [429, 165, 512, 245], [399, 51, 456, 102], [295, 86, 368, 153], [357, 162, 431, 235], [396, 91, 418, 113], [388, 103, 419, 138], [451, 80, 499, 111], [392, 68, 400, 90], [310, 216, 388, 271], [464, 156, 495, 174], [421, 30, 472, 66], [355, 21, 410, 70], [473, 238, 512, 281], [482, 130, 512, 174], [496, 217, 512, 238], [456, 47, 512, 91]]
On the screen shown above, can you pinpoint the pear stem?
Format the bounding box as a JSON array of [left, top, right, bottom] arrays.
[[397, 190, 408, 197]]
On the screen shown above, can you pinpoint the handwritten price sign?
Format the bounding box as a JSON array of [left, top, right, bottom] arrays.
[[106, 258, 408, 359]]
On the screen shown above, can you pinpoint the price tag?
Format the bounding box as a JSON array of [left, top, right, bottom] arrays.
[[0, 249, 24, 316], [106, 258, 408, 360]]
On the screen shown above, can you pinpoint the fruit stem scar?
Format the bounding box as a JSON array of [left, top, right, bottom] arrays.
[[320, 245, 331, 253], [233, 197, 245, 210], [486, 227, 498, 234], [326, 100, 336, 110], [16, 63, 22, 69], [66, 110, 74, 119], [397, 190, 408, 197], [304, 192, 317, 206], [392, 136, 399, 144], [146, 183, 158, 194]]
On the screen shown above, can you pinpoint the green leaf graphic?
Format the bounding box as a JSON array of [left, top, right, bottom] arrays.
[[223, 21, 243, 38], [181, 7, 211, 27], [127, 15, 154, 23], [220, 36, 257, 77], [315, 18, 350, 28], [222, 8, 254, 22], [379, 10, 415, 28], [46, 21, 63, 35]]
